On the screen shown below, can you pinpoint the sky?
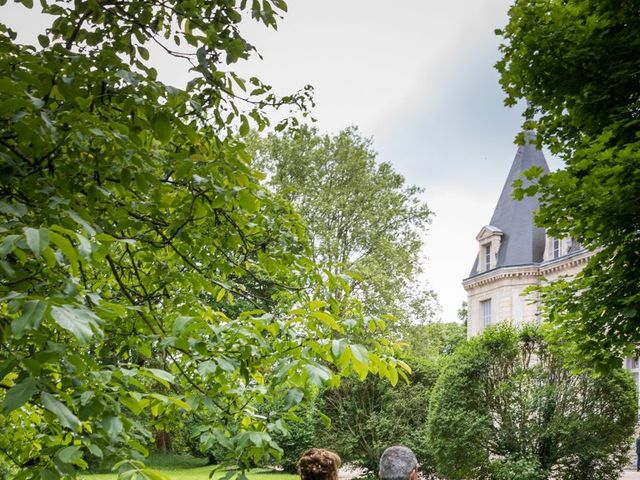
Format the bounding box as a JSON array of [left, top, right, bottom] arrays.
[[2, 0, 563, 323], [231, 0, 563, 322]]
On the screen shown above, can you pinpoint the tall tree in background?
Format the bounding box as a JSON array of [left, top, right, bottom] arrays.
[[249, 126, 436, 325], [496, 0, 640, 369], [0, 2, 406, 478]]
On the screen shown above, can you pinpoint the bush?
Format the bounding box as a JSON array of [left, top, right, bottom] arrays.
[[490, 457, 546, 480], [427, 324, 637, 480]]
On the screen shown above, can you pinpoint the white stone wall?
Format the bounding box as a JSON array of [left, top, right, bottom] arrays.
[[464, 250, 593, 337]]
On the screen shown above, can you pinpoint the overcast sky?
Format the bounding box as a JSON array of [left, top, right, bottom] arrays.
[[3, 0, 562, 323], [233, 0, 563, 322]]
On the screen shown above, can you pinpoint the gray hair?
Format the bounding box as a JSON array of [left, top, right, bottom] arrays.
[[379, 446, 417, 480]]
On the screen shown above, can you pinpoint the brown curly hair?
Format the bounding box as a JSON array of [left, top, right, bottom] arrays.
[[298, 448, 341, 480]]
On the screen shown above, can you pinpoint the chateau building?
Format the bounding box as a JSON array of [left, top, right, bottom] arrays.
[[461, 132, 640, 402]]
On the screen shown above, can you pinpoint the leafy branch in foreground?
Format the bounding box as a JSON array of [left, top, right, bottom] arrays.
[[0, 1, 404, 478], [497, 0, 640, 370]]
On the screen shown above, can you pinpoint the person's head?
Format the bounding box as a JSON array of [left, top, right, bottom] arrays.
[[298, 448, 341, 480], [379, 446, 417, 480]]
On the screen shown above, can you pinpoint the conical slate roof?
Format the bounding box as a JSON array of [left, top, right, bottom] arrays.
[[469, 132, 550, 277]]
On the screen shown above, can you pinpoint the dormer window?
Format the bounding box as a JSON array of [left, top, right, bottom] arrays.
[[484, 244, 492, 270], [475, 225, 503, 273], [553, 238, 560, 258]]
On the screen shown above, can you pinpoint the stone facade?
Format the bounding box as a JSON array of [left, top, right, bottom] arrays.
[[464, 242, 593, 337]]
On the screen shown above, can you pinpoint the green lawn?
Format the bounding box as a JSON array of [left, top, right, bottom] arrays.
[[82, 454, 298, 480], [84, 468, 297, 480]]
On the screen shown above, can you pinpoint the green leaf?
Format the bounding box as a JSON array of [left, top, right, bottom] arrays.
[[216, 357, 236, 373], [42, 246, 57, 268], [153, 112, 172, 142], [120, 168, 131, 189], [284, 388, 303, 407], [240, 115, 249, 136], [0, 202, 27, 217], [387, 364, 398, 386], [41, 392, 81, 431], [19, 0, 33, 8], [319, 411, 331, 427], [349, 344, 369, 380], [216, 288, 226, 302], [49, 231, 79, 273], [121, 395, 143, 415], [211, 428, 233, 449], [396, 359, 412, 373], [37, 34, 49, 48], [308, 300, 326, 310], [172, 315, 193, 335], [102, 416, 123, 440], [50, 305, 101, 344], [67, 210, 96, 236], [0, 260, 14, 277], [305, 363, 331, 385], [198, 360, 217, 378], [166, 396, 191, 411], [311, 311, 343, 332], [350, 344, 369, 366], [237, 189, 257, 213], [248, 431, 268, 447], [23, 227, 49, 257], [142, 368, 175, 387], [142, 468, 172, 480], [0, 358, 17, 382], [137, 45, 150, 60], [331, 339, 346, 358], [57, 445, 82, 464], [3, 376, 37, 413], [0, 234, 20, 257], [12, 300, 47, 338], [87, 444, 103, 458]]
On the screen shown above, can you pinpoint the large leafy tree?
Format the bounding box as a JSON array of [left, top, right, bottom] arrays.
[[0, 1, 405, 478], [428, 324, 637, 480], [248, 126, 436, 325], [496, 0, 640, 369]]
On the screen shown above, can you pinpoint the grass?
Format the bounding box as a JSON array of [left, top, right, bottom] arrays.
[[82, 454, 298, 480]]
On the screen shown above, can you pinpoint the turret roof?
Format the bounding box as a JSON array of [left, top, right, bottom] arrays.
[[468, 131, 550, 277]]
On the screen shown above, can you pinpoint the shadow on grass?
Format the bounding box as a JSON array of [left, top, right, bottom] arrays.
[[143, 452, 210, 470], [84, 453, 299, 480]]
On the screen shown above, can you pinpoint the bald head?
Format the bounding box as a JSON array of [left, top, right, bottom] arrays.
[[379, 446, 417, 480]]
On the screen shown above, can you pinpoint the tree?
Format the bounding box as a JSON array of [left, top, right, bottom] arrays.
[[496, 0, 640, 369], [457, 301, 468, 329], [248, 126, 436, 326], [0, 1, 406, 478], [427, 324, 637, 480]]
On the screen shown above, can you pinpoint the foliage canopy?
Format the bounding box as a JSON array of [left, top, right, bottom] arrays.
[[496, 0, 640, 369], [0, 1, 405, 478], [248, 126, 435, 325]]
